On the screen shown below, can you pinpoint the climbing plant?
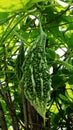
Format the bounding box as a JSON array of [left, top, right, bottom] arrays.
[[0, 0, 73, 130]]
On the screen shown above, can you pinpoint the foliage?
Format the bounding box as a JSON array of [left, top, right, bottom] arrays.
[[0, 0, 73, 130]]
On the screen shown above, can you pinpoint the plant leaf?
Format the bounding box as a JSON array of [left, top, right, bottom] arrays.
[[0, 0, 48, 12]]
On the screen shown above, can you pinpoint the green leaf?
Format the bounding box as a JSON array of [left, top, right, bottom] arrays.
[[0, 12, 9, 20], [59, 94, 69, 103], [66, 83, 73, 101], [58, 60, 73, 71], [16, 43, 24, 80], [0, 0, 48, 12]]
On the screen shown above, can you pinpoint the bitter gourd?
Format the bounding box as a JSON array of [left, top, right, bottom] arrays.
[[22, 30, 51, 119]]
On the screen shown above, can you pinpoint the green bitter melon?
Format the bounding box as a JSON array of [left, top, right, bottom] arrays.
[[22, 29, 51, 119]]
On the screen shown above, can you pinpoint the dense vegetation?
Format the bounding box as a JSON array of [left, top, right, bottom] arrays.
[[0, 0, 73, 130]]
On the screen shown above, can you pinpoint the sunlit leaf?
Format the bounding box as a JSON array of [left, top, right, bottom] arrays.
[[66, 82, 73, 100], [0, 0, 48, 12]]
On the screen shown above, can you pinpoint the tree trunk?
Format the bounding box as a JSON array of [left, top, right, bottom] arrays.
[[0, 102, 8, 130], [22, 98, 50, 130], [0, 88, 19, 130]]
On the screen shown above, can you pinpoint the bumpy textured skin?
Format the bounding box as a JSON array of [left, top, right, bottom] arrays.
[[22, 31, 51, 118]]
